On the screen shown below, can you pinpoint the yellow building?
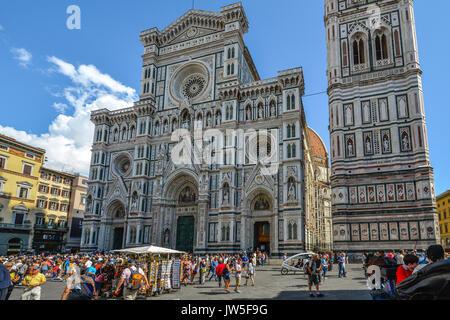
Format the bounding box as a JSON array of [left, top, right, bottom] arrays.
[[437, 189, 450, 250], [34, 167, 75, 253], [0, 134, 46, 255]]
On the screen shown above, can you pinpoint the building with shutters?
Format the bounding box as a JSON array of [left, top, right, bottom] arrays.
[[33, 168, 75, 253], [437, 190, 450, 251]]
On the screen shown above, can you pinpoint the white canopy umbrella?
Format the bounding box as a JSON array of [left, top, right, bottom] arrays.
[[112, 245, 185, 255]]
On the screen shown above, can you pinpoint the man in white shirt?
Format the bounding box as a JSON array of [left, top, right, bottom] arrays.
[[115, 261, 148, 300], [84, 259, 92, 269]]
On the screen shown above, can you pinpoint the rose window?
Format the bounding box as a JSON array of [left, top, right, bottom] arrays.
[[182, 74, 206, 99]]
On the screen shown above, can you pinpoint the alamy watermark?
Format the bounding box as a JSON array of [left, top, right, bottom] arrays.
[[66, 5, 81, 30], [169, 121, 280, 176]]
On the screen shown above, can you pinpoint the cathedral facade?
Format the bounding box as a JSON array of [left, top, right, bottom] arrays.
[[325, 0, 439, 251], [81, 3, 330, 256]]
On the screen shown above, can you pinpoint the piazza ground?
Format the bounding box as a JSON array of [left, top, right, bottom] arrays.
[[8, 263, 372, 300]]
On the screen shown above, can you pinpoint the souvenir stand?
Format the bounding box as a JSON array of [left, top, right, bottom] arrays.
[[113, 246, 184, 297]]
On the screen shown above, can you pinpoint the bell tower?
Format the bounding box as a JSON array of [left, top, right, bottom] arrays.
[[325, 0, 439, 251]]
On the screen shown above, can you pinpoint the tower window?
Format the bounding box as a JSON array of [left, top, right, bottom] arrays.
[[375, 34, 388, 61], [353, 38, 365, 65]]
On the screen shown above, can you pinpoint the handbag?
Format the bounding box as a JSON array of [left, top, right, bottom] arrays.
[[95, 274, 104, 283]]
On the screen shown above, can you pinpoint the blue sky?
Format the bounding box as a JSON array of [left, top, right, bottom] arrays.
[[0, 0, 448, 195]]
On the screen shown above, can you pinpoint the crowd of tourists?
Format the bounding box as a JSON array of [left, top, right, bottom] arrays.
[[1, 245, 448, 300], [0, 249, 269, 300], [362, 245, 449, 299]]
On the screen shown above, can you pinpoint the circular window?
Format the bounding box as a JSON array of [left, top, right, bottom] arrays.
[[169, 62, 210, 103], [182, 74, 206, 99], [112, 154, 132, 177]]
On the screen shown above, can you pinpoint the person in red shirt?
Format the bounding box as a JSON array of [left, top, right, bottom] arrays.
[[215, 259, 226, 288], [396, 254, 419, 286]]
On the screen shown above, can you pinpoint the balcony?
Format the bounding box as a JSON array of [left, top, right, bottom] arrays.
[[0, 223, 32, 231], [351, 63, 370, 73], [34, 223, 68, 231]]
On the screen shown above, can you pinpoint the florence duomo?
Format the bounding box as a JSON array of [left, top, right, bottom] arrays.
[[82, 3, 332, 256], [1, 0, 450, 303], [79, 0, 437, 257]]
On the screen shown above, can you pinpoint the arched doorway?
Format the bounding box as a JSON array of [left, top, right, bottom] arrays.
[[252, 194, 272, 252], [164, 170, 199, 253], [108, 200, 126, 250], [8, 238, 23, 255], [175, 185, 197, 253]]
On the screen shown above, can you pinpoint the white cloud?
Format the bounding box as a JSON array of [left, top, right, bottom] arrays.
[[0, 25, 4, 31], [53, 103, 69, 113], [0, 57, 138, 175], [11, 47, 32, 67]]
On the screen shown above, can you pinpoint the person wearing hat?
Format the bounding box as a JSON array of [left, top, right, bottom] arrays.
[[21, 264, 46, 300]]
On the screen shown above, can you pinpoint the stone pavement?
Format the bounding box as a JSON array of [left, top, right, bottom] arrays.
[[9, 263, 371, 300]]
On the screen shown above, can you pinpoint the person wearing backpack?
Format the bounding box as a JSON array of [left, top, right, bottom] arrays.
[[115, 261, 148, 300], [199, 258, 207, 285], [306, 255, 323, 298]]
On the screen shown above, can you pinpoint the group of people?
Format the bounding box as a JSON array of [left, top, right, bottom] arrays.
[[0, 252, 153, 300], [180, 250, 266, 294], [363, 244, 449, 299], [0, 249, 267, 300], [283, 251, 347, 298]]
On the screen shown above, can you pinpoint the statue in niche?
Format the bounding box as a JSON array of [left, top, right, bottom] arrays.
[[402, 132, 410, 151], [380, 100, 388, 120], [270, 103, 276, 116], [206, 114, 212, 127], [164, 122, 168, 133], [258, 106, 263, 119], [222, 185, 230, 205], [216, 113, 222, 126], [131, 192, 138, 210], [398, 97, 407, 118], [164, 229, 170, 247], [246, 107, 251, 121], [347, 138, 354, 156], [287, 178, 296, 201], [363, 102, 370, 123], [383, 134, 390, 153], [345, 105, 353, 125], [365, 137, 372, 153]]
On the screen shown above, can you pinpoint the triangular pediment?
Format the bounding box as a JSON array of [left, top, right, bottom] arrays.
[[105, 176, 129, 207], [165, 27, 222, 46], [244, 162, 275, 195], [158, 10, 225, 46]]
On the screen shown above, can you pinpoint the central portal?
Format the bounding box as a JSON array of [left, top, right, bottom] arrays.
[[176, 216, 195, 253], [254, 222, 270, 252], [113, 227, 124, 250]]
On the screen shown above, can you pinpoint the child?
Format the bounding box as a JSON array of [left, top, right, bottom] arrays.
[[396, 254, 419, 286], [234, 258, 242, 293], [53, 265, 60, 278]]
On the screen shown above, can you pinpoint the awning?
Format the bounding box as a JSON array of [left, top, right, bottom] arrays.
[[112, 245, 185, 255]]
